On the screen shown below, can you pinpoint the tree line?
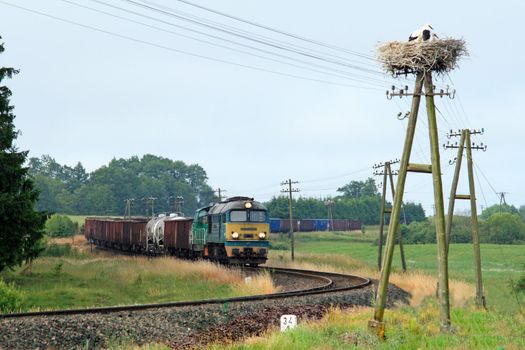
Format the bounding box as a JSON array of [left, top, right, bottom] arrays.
[[266, 178, 426, 225], [401, 204, 525, 244], [28, 154, 216, 216]]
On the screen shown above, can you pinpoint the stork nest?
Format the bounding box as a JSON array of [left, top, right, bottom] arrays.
[[377, 38, 468, 75]]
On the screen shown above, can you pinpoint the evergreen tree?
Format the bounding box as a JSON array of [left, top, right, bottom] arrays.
[[0, 37, 45, 272]]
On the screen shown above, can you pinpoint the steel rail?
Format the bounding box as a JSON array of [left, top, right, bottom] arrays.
[[0, 267, 370, 319]]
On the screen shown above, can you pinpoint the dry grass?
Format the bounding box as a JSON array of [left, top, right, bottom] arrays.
[[47, 234, 86, 246], [51, 256, 278, 296], [267, 254, 474, 307], [377, 38, 468, 75]]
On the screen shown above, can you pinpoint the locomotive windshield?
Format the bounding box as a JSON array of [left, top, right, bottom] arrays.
[[249, 211, 266, 222], [229, 210, 266, 222], [230, 211, 248, 222]]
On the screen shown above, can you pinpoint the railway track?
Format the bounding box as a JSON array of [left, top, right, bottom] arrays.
[[0, 266, 370, 319]]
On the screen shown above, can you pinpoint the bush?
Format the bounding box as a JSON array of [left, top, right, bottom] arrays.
[[40, 243, 73, 257], [0, 279, 25, 313], [487, 213, 525, 244], [45, 214, 76, 237], [401, 220, 436, 244], [449, 215, 473, 243]]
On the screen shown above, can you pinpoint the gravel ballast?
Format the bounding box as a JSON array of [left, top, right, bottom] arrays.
[[1, 282, 409, 349]]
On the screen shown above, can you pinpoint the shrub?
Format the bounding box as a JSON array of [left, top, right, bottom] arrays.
[[45, 214, 76, 237], [40, 244, 73, 257], [0, 279, 25, 313], [487, 212, 525, 244], [402, 220, 436, 244]]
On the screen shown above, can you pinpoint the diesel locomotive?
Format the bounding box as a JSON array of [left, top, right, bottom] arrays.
[[85, 196, 269, 266]]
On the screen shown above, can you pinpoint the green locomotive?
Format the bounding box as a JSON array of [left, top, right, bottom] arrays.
[[191, 196, 270, 265]]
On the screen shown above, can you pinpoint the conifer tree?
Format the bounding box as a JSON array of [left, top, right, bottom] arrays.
[[0, 36, 45, 272]]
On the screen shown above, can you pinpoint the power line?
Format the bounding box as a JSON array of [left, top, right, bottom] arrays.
[[145, 0, 380, 70], [172, 0, 378, 62], [472, 161, 499, 198], [120, 0, 386, 76], [71, 0, 393, 88], [0, 1, 382, 90]]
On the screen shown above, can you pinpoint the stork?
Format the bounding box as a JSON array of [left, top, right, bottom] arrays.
[[408, 24, 438, 42]]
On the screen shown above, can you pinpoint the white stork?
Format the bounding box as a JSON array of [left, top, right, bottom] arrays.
[[408, 24, 438, 42]]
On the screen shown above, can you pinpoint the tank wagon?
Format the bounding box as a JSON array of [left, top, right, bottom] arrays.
[[85, 196, 269, 266]]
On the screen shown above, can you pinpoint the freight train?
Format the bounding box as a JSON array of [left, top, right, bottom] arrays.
[[84, 196, 269, 266], [269, 218, 362, 233]]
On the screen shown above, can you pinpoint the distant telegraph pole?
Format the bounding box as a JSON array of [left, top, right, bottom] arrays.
[[497, 192, 508, 206], [124, 198, 134, 219], [373, 159, 406, 272], [444, 128, 486, 308], [215, 188, 227, 202], [142, 197, 157, 217], [281, 179, 299, 261], [170, 195, 185, 216], [324, 199, 335, 231]]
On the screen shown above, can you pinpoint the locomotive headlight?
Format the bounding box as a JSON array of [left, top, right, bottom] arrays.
[[244, 202, 253, 209], [258, 232, 266, 239], [232, 232, 239, 239]]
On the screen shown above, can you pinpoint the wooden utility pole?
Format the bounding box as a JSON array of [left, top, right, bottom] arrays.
[[124, 198, 134, 219], [369, 71, 455, 336], [215, 188, 227, 202], [175, 195, 184, 216], [444, 128, 486, 308], [373, 160, 406, 272], [281, 179, 299, 261], [142, 197, 157, 217], [324, 199, 335, 232]]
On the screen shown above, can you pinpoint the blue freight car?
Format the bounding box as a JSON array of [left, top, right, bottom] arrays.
[[269, 218, 362, 233], [314, 219, 329, 231], [270, 218, 281, 233]]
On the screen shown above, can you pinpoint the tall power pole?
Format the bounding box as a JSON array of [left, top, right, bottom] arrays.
[[124, 198, 134, 219], [373, 159, 406, 272], [170, 195, 184, 216], [369, 74, 455, 336], [324, 199, 335, 231], [281, 179, 299, 261], [444, 128, 486, 308], [142, 197, 157, 217], [497, 192, 508, 206], [215, 188, 227, 202]]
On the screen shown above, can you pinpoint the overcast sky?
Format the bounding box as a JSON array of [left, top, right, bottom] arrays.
[[1, 0, 524, 214]]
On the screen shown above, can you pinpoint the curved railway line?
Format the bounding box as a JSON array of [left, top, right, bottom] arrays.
[[0, 266, 410, 349], [0, 267, 370, 319]]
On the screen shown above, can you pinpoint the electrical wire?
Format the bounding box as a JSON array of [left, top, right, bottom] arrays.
[[120, 0, 387, 76], [0, 1, 383, 90], [151, 0, 381, 68], [61, 0, 388, 88], [172, 0, 378, 62]]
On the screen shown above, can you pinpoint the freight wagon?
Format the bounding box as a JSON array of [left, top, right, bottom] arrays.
[[269, 218, 362, 233]]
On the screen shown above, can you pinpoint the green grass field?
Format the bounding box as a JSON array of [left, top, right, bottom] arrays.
[[0, 241, 274, 311], [270, 228, 524, 313], [2, 258, 234, 310]]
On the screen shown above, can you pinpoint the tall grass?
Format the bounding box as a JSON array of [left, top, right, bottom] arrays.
[[2, 255, 276, 311], [267, 253, 474, 307], [212, 303, 525, 350]]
